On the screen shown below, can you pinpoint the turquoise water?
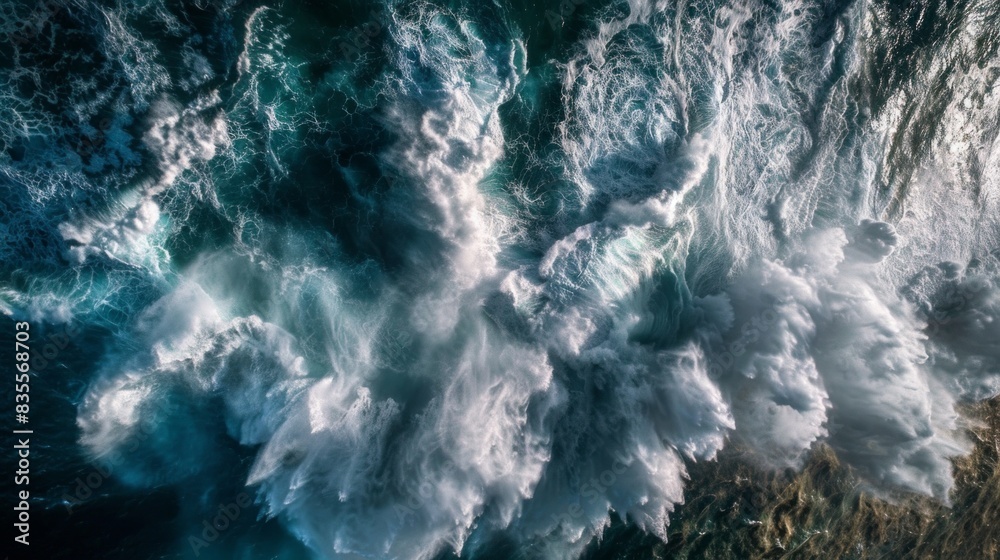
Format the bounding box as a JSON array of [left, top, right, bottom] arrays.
[[2, 0, 1000, 558]]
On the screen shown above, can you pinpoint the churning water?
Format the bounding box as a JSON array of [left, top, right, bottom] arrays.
[[1, 0, 999, 558]]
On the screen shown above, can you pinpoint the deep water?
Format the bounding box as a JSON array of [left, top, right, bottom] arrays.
[[2, 0, 1000, 559]]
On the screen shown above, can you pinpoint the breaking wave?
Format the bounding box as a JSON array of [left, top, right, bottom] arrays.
[[2, 0, 999, 558]]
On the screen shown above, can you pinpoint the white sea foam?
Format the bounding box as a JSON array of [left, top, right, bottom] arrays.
[[67, 0, 1000, 558], [59, 95, 229, 268]]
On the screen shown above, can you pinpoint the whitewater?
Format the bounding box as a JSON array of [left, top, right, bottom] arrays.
[[1, 0, 999, 558]]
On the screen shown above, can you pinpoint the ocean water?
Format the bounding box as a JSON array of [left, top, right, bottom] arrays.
[[1, 0, 999, 559]]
